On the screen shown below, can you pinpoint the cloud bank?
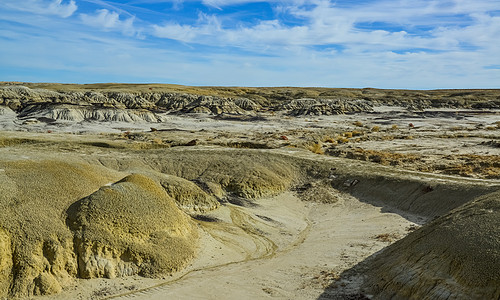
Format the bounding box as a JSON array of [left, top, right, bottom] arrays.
[[0, 0, 498, 88]]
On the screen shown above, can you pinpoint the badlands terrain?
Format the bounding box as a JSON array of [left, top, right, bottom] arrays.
[[0, 82, 499, 299]]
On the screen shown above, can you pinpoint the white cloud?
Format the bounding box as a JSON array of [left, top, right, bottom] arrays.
[[0, 0, 498, 88], [153, 12, 221, 42], [201, 0, 271, 9], [80, 9, 137, 35], [1, 19, 498, 88], [0, 0, 77, 18], [149, 0, 500, 55]]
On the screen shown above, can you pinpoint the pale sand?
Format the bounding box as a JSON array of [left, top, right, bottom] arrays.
[[40, 192, 415, 300]]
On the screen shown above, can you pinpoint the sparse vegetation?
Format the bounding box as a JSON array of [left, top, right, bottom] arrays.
[[343, 132, 353, 138], [352, 130, 363, 137], [324, 136, 338, 144], [327, 147, 500, 179], [337, 137, 349, 144], [309, 142, 325, 154]]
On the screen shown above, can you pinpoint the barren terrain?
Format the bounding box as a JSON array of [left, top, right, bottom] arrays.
[[0, 83, 498, 299]]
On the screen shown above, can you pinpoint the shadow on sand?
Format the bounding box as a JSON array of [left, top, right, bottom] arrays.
[[316, 173, 500, 300]]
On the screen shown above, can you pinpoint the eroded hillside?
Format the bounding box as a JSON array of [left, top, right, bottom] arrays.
[[0, 83, 499, 299]]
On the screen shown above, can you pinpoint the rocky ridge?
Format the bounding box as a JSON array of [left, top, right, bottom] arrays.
[[1, 84, 499, 124]]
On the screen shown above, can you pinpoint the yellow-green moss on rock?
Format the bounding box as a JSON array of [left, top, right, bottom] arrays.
[[0, 228, 12, 297], [67, 174, 198, 279], [0, 159, 122, 298], [159, 174, 219, 213]]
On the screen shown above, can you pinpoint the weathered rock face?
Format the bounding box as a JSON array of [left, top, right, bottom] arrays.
[[135, 150, 299, 199], [33, 272, 62, 296], [0, 228, 12, 297], [0, 160, 122, 298], [3, 84, 500, 123], [19, 103, 163, 123], [281, 98, 373, 115], [158, 174, 220, 213], [0, 86, 263, 120], [66, 174, 198, 279], [0, 156, 219, 298], [169, 95, 259, 115], [2, 84, 500, 120], [361, 190, 500, 300]]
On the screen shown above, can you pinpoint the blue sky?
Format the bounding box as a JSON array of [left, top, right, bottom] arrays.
[[0, 0, 499, 88]]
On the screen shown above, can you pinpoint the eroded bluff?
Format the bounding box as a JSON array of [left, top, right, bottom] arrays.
[[0, 85, 376, 123], [361, 190, 500, 300]]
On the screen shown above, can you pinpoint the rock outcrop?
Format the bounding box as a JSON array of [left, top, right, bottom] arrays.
[[158, 174, 220, 213], [136, 150, 298, 199], [0, 159, 201, 298], [66, 174, 197, 279], [0, 148, 299, 298], [280, 98, 373, 115], [2, 84, 499, 123], [0, 86, 263, 119], [19, 103, 163, 123], [0, 160, 122, 298], [361, 190, 500, 300]]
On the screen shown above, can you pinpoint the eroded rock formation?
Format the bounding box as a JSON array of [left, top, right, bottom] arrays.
[[0, 149, 302, 298], [67, 174, 197, 279], [361, 190, 500, 299]]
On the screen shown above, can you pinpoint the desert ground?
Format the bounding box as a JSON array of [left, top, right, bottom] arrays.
[[0, 83, 499, 299]]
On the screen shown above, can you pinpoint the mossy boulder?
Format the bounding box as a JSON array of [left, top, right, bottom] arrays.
[[67, 174, 198, 279], [0, 160, 122, 298]]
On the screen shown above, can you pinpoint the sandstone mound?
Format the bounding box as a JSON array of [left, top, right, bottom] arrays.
[[128, 169, 220, 213], [158, 174, 220, 213], [143, 150, 298, 199], [91, 150, 298, 200], [176, 95, 256, 115], [1, 150, 295, 298], [0, 160, 122, 298], [361, 190, 500, 300], [66, 174, 197, 279]]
